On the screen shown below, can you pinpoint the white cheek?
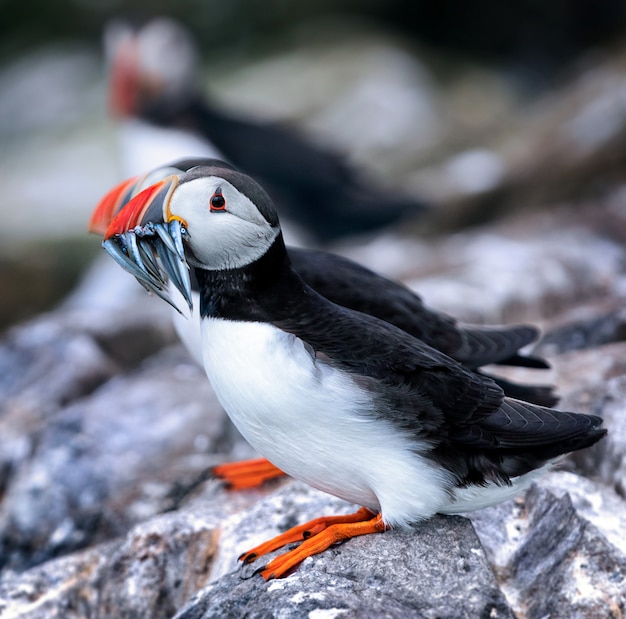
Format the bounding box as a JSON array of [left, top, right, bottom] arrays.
[[169, 177, 279, 269], [188, 214, 279, 270]]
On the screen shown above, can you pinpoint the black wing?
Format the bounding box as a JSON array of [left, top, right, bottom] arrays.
[[290, 248, 549, 370]]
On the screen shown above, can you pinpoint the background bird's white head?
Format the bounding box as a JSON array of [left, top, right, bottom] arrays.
[[136, 18, 198, 98], [106, 17, 198, 116], [170, 170, 281, 270]]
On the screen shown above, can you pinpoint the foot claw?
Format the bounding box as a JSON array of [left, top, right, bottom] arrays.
[[239, 551, 257, 564], [238, 508, 385, 580]]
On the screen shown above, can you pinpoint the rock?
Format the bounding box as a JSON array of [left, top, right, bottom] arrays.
[[97, 510, 219, 619], [480, 341, 626, 497], [536, 306, 626, 356], [406, 41, 626, 231], [557, 362, 626, 497], [3, 470, 625, 618], [0, 541, 118, 619], [0, 344, 229, 573], [176, 482, 514, 619], [470, 473, 626, 619], [339, 207, 626, 324], [0, 506, 222, 619], [0, 481, 515, 619]]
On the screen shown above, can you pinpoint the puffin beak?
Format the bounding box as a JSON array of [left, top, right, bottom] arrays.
[[105, 175, 180, 237], [99, 175, 193, 311], [88, 175, 143, 235], [109, 38, 139, 117]]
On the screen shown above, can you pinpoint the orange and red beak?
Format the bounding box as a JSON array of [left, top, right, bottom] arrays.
[[92, 175, 192, 311], [88, 175, 143, 235], [108, 37, 139, 118], [104, 175, 180, 239]]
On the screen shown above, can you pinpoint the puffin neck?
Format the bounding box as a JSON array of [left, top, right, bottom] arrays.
[[194, 233, 309, 323]]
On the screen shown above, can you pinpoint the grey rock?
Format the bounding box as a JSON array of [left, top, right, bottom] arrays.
[[0, 312, 115, 420], [0, 506, 223, 619], [536, 306, 626, 356], [97, 509, 219, 619], [0, 541, 119, 619], [540, 472, 626, 557], [176, 482, 513, 619], [569, 377, 626, 497], [340, 214, 625, 325], [470, 473, 626, 619], [0, 481, 512, 619], [513, 488, 626, 619], [0, 345, 226, 572], [0, 257, 227, 572], [543, 345, 626, 496]]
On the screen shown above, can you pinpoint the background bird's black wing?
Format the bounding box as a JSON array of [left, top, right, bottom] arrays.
[[290, 248, 460, 346], [185, 99, 425, 240], [290, 248, 550, 372]]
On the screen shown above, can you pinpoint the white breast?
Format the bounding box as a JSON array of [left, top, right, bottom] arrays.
[[169, 285, 203, 366], [200, 318, 455, 526]]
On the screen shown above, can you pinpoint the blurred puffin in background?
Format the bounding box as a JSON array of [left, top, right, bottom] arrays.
[[104, 17, 428, 243]]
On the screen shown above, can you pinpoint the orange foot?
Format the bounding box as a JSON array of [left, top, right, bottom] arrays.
[[212, 457, 286, 490], [239, 506, 386, 580]]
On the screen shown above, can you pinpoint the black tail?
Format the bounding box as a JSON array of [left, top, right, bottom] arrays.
[[448, 398, 606, 484], [456, 324, 549, 369]]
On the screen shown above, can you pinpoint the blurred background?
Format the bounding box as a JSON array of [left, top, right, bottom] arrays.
[[3, 5, 626, 605], [3, 0, 626, 329]]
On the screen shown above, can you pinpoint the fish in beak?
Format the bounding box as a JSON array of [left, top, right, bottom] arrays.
[[95, 175, 193, 312]]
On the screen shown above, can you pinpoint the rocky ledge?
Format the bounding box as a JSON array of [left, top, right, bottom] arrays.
[[1, 198, 626, 618]]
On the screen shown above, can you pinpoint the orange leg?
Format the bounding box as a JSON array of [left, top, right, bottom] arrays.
[[212, 457, 286, 490], [239, 507, 387, 580]]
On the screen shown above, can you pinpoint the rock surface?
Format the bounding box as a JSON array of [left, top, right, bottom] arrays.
[[471, 473, 626, 619], [177, 490, 513, 619]]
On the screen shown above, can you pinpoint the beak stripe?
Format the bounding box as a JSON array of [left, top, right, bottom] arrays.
[[105, 175, 178, 239], [89, 175, 142, 235]]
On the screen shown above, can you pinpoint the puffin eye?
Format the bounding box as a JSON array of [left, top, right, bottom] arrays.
[[210, 187, 226, 212]]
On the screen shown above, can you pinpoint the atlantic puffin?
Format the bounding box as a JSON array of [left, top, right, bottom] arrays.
[[105, 17, 427, 242], [96, 164, 605, 579], [90, 157, 558, 490], [90, 158, 556, 489]]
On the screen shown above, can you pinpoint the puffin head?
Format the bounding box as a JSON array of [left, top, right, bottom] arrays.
[[105, 17, 198, 118], [157, 166, 281, 271], [93, 161, 281, 310]]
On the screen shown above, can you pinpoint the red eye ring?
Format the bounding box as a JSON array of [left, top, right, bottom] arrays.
[[210, 187, 226, 211]]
